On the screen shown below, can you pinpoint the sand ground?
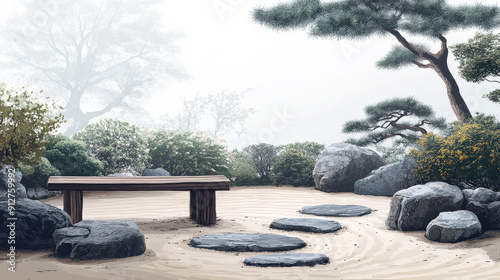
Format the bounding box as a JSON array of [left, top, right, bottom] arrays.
[[2, 186, 500, 280]]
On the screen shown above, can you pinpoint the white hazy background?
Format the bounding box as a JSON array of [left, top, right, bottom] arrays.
[[1, 0, 499, 150]]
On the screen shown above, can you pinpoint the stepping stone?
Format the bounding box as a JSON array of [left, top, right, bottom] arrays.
[[300, 204, 372, 217], [53, 220, 146, 260], [189, 233, 306, 252], [244, 253, 329, 267], [426, 210, 482, 243], [270, 218, 342, 233]]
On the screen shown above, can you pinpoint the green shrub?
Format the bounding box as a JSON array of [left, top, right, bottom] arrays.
[[44, 134, 104, 176], [228, 150, 257, 186], [279, 141, 325, 159], [243, 143, 279, 185], [273, 148, 315, 187], [19, 157, 61, 189], [409, 113, 500, 190], [72, 118, 150, 175], [0, 84, 65, 168], [146, 130, 230, 176]]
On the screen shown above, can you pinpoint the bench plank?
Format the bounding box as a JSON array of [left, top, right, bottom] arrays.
[[47, 175, 230, 191]]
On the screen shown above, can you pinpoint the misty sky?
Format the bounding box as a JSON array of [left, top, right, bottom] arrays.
[[2, 0, 500, 150]]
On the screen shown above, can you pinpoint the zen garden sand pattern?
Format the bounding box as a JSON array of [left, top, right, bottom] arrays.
[[3, 185, 500, 280]]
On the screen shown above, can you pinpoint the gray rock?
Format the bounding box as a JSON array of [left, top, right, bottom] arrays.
[[0, 199, 72, 249], [386, 182, 464, 231], [270, 218, 342, 233], [313, 143, 385, 193], [189, 233, 306, 252], [354, 156, 418, 196], [107, 173, 133, 177], [53, 220, 146, 260], [470, 188, 497, 203], [244, 253, 329, 267], [0, 164, 27, 200], [300, 204, 372, 217], [26, 185, 62, 200], [466, 201, 500, 230], [462, 189, 473, 203], [142, 168, 170, 176], [496, 192, 500, 201], [426, 210, 481, 243]]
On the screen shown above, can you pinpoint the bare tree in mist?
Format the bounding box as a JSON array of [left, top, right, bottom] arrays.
[[0, 0, 186, 136]]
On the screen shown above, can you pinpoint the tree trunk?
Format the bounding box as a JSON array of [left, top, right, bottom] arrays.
[[433, 59, 473, 122]]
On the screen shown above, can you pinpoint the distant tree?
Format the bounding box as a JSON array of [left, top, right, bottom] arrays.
[[207, 89, 255, 137], [279, 141, 325, 160], [342, 97, 447, 147], [0, 0, 186, 136], [253, 0, 500, 121], [451, 32, 500, 104], [243, 143, 279, 185], [155, 89, 255, 137], [0, 84, 65, 168]]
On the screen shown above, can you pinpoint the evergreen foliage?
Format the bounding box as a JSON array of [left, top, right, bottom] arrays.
[[342, 97, 446, 147], [243, 143, 280, 185], [273, 148, 316, 187], [228, 150, 258, 186]]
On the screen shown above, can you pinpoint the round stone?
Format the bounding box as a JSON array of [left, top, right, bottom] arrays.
[[244, 253, 330, 267], [300, 204, 372, 217], [270, 218, 342, 233], [189, 233, 306, 252]]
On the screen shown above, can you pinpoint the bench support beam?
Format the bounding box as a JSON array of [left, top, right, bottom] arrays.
[[190, 190, 216, 225], [63, 190, 83, 223]]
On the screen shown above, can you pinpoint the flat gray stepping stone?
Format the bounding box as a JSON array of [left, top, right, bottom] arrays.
[[189, 233, 306, 252], [53, 220, 146, 260], [300, 204, 372, 217], [270, 218, 342, 233], [244, 253, 329, 267]]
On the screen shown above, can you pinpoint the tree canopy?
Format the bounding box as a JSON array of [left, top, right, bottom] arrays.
[[253, 0, 500, 121], [451, 32, 500, 104], [342, 96, 447, 147]]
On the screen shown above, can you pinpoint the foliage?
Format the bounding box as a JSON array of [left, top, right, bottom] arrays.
[[408, 113, 500, 191], [342, 97, 446, 147], [1, 0, 186, 136], [146, 129, 230, 176], [43, 134, 104, 176], [451, 32, 500, 104], [0, 84, 65, 169], [253, 0, 500, 121], [18, 157, 61, 190], [243, 143, 280, 185], [375, 144, 409, 164], [279, 141, 325, 160], [72, 118, 150, 176], [228, 150, 258, 186], [273, 148, 315, 187]]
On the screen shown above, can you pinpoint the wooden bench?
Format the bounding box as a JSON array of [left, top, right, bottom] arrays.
[[47, 175, 230, 226]]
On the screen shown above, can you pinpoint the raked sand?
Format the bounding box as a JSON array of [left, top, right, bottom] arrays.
[[2, 186, 500, 280]]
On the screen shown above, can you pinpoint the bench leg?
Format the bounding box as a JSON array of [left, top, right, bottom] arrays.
[[194, 190, 216, 226], [63, 190, 83, 224], [189, 190, 197, 220]]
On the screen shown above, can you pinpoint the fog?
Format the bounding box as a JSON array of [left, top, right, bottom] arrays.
[[1, 0, 499, 150]]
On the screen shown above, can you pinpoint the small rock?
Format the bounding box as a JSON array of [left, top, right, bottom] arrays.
[[425, 210, 481, 243], [300, 204, 372, 217], [142, 168, 171, 176], [470, 188, 497, 203], [244, 253, 329, 267], [270, 218, 342, 233]]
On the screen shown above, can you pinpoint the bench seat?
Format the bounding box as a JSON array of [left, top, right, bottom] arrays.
[[47, 175, 230, 226]]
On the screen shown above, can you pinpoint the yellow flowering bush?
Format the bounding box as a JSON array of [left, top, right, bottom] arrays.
[[409, 114, 500, 191]]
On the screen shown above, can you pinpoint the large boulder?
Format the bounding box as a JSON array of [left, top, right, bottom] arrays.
[[0, 199, 72, 249], [0, 164, 27, 200], [425, 210, 481, 243], [142, 168, 170, 176], [354, 156, 418, 196], [465, 201, 500, 230], [53, 220, 146, 260], [386, 182, 464, 231], [313, 143, 385, 192]]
